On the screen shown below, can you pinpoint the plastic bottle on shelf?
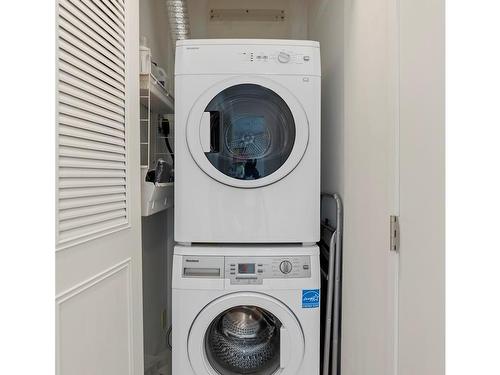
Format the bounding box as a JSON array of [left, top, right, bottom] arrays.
[[140, 36, 151, 75]]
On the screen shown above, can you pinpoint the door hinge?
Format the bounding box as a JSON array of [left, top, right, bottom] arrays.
[[390, 215, 400, 252]]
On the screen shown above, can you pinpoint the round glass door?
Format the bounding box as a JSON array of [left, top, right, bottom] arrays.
[[203, 84, 296, 181], [205, 306, 282, 375], [187, 292, 305, 375], [186, 77, 309, 188]]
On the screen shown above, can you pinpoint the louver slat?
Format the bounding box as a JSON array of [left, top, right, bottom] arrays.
[[59, 71, 124, 108], [59, 103, 125, 132], [59, 209, 127, 232], [59, 11, 124, 64], [60, 82, 125, 116], [59, 55, 124, 94], [61, 0, 125, 49], [59, 186, 126, 200], [59, 158, 125, 171], [59, 217, 127, 242], [59, 201, 127, 221], [59, 135, 126, 155], [58, 35, 124, 82], [108, 0, 125, 17], [59, 193, 126, 210], [59, 177, 126, 189], [59, 114, 125, 138], [57, 0, 128, 246], [59, 168, 126, 178], [59, 146, 126, 162], [59, 125, 125, 147], [59, 92, 125, 123], [63, 0, 125, 47]]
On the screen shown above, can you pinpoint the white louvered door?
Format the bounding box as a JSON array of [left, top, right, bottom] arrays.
[[55, 0, 143, 374]]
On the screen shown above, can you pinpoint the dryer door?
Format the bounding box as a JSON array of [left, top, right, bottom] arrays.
[[187, 292, 305, 375], [186, 77, 309, 188]]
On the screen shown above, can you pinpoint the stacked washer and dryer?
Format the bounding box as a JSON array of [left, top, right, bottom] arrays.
[[173, 39, 321, 375]]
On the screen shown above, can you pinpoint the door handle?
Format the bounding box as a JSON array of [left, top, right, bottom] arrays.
[[200, 111, 211, 152], [200, 111, 221, 153], [280, 326, 289, 369]]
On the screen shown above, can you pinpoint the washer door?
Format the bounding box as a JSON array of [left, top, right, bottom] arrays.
[[186, 77, 309, 188], [188, 292, 305, 375]]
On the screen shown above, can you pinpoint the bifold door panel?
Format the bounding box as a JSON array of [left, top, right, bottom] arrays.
[[56, 0, 143, 374]]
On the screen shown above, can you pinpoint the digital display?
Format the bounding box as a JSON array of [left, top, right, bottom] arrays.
[[238, 263, 255, 274]]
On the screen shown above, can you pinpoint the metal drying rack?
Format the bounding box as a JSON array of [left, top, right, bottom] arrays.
[[320, 192, 343, 375]]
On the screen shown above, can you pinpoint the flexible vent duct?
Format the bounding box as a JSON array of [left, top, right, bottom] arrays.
[[166, 0, 191, 42]]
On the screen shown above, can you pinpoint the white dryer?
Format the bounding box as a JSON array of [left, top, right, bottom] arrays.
[[175, 39, 321, 244], [172, 245, 321, 375]]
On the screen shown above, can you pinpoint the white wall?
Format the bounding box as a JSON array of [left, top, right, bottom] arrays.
[[140, 0, 175, 93], [308, 0, 401, 374], [187, 0, 308, 39], [307, 0, 345, 222], [308, 1, 445, 374]]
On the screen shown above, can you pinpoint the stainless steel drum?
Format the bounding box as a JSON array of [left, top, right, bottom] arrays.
[[205, 306, 282, 375]]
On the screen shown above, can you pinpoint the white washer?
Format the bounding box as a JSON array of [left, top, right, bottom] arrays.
[[172, 245, 321, 375], [175, 39, 321, 244]]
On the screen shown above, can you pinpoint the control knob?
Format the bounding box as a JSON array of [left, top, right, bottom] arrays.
[[278, 51, 291, 63], [279, 260, 293, 274]]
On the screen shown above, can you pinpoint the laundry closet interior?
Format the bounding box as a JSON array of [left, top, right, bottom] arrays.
[[140, 0, 393, 374], [139, 1, 344, 374], [55, 0, 443, 374]]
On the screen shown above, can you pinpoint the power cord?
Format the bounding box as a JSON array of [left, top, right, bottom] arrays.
[[159, 118, 174, 165], [167, 325, 172, 351]]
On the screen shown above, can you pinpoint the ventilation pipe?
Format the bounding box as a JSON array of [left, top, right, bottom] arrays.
[[166, 0, 191, 43]]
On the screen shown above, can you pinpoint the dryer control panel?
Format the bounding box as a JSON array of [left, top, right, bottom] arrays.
[[181, 255, 311, 285], [175, 40, 321, 76], [237, 50, 312, 65]]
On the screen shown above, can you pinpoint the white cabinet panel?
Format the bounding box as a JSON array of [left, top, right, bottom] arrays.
[[57, 261, 132, 375]]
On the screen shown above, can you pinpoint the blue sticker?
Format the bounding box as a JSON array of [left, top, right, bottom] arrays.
[[302, 289, 320, 308]]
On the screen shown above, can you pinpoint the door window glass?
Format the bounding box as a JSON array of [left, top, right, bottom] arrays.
[[205, 306, 282, 375], [204, 84, 296, 181]]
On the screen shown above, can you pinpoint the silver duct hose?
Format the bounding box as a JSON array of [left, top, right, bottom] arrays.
[[166, 0, 191, 42]]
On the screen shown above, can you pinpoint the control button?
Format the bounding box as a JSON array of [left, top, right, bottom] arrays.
[[279, 260, 293, 274], [303, 55, 310, 61], [257, 269, 264, 273], [303, 264, 310, 270], [278, 52, 291, 63]]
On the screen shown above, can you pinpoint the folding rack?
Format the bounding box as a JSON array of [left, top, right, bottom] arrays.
[[320, 192, 343, 375]]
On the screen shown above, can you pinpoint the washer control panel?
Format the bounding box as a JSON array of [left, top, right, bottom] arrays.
[[225, 256, 311, 285]]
